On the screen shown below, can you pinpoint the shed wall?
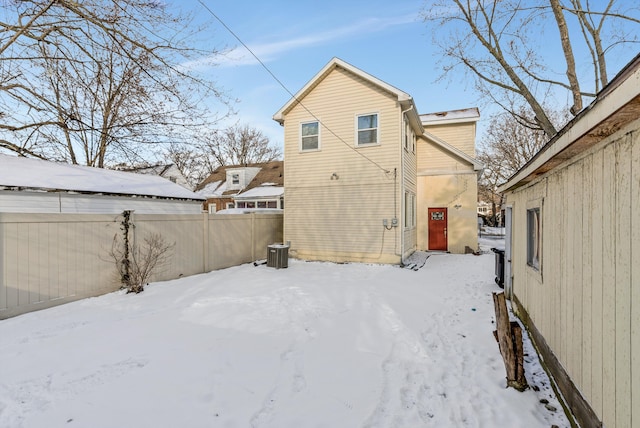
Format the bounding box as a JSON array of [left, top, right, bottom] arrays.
[[504, 119, 640, 428]]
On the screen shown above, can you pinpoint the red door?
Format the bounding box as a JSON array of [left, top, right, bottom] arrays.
[[428, 207, 448, 251]]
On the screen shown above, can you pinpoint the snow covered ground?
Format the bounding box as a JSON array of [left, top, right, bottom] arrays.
[[0, 238, 570, 428]]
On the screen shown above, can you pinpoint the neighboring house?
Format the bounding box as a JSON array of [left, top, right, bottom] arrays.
[[477, 201, 492, 216], [114, 163, 192, 190], [273, 57, 481, 263], [0, 155, 205, 214], [498, 54, 640, 428], [195, 161, 284, 213]]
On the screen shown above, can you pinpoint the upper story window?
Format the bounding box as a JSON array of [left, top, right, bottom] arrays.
[[231, 173, 240, 185], [301, 121, 319, 151], [357, 113, 378, 146]]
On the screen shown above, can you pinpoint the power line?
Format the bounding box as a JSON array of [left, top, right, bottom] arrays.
[[196, 0, 391, 174]]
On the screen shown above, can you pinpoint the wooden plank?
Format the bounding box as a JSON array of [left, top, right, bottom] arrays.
[[572, 163, 584, 386], [601, 143, 616, 427], [615, 135, 632, 428], [631, 125, 640, 428], [493, 292, 516, 381], [581, 154, 593, 401], [590, 148, 604, 418]]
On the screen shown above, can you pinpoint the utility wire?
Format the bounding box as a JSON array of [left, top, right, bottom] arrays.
[[196, 0, 391, 174]]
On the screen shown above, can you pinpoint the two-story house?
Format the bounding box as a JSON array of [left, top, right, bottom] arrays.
[[273, 58, 481, 263]]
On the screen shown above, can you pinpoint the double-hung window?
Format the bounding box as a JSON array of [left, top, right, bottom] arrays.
[[357, 113, 378, 146], [301, 121, 319, 151]]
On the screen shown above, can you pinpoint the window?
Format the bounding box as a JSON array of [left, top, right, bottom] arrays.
[[236, 201, 246, 208], [226, 202, 235, 209], [257, 201, 267, 208], [301, 121, 319, 151], [267, 201, 277, 208], [404, 192, 416, 228], [527, 208, 541, 270], [357, 113, 378, 145], [232, 173, 240, 185]]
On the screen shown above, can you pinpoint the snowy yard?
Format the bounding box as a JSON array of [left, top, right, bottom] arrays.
[[0, 240, 570, 428]]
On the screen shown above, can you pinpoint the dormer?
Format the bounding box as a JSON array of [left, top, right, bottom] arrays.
[[224, 167, 261, 192]]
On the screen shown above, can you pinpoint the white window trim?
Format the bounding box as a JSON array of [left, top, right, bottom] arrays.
[[300, 120, 320, 152], [526, 198, 544, 281], [355, 112, 380, 147]]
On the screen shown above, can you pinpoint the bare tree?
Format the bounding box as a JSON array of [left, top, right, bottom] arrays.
[[423, 0, 640, 137], [478, 107, 567, 223], [0, 0, 229, 166], [166, 123, 282, 186]]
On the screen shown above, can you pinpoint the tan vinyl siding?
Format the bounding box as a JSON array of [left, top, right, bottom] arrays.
[[504, 118, 640, 428], [423, 122, 476, 157], [282, 66, 402, 263], [403, 120, 418, 256]]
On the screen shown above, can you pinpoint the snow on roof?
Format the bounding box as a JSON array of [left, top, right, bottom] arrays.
[[420, 107, 480, 125], [215, 208, 283, 215], [235, 185, 284, 199], [0, 154, 205, 200], [195, 180, 224, 198]]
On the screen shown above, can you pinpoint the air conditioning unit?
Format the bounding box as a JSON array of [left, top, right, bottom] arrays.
[[267, 243, 289, 269]]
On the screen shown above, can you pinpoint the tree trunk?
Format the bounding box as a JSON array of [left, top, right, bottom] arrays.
[[550, 0, 582, 115]]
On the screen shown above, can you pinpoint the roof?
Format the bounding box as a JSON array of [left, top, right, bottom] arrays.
[[499, 53, 640, 193], [0, 154, 205, 200], [272, 57, 423, 133], [234, 185, 284, 199], [422, 131, 483, 171], [195, 161, 284, 199], [420, 108, 480, 126]]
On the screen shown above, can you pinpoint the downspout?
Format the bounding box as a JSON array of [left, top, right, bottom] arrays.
[[399, 103, 414, 264]]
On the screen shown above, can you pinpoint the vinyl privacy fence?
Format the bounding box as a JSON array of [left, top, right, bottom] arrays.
[[0, 212, 283, 319]]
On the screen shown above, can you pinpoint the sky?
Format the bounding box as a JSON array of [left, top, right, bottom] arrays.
[[174, 0, 470, 146], [173, 0, 639, 149]]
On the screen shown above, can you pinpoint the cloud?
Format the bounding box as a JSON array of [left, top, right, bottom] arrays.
[[183, 13, 417, 70]]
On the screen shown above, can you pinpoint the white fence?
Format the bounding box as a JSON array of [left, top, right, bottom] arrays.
[[0, 212, 283, 319]]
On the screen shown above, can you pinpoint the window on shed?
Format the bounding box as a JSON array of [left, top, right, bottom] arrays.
[[301, 121, 319, 151], [357, 113, 378, 145], [526, 208, 541, 270]]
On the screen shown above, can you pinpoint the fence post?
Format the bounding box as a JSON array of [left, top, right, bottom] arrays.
[[202, 213, 209, 273]]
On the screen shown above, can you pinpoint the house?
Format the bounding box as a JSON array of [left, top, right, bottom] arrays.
[[273, 57, 481, 263], [195, 161, 284, 213], [0, 154, 205, 213], [498, 54, 640, 428], [114, 163, 192, 190], [418, 108, 483, 253]]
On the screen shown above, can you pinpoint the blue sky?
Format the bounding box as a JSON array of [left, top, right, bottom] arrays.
[[177, 0, 639, 147]]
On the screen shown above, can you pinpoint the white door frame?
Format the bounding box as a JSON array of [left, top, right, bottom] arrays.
[[504, 205, 513, 299]]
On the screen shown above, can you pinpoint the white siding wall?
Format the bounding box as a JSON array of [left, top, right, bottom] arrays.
[[504, 118, 640, 428], [0, 191, 202, 214]]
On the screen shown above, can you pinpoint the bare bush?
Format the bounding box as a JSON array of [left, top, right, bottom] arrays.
[[111, 232, 175, 294]]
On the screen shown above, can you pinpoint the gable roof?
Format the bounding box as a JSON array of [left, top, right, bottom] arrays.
[[421, 131, 483, 171], [499, 53, 640, 192], [195, 161, 284, 198], [0, 154, 204, 200], [273, 57, 423, 133]]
